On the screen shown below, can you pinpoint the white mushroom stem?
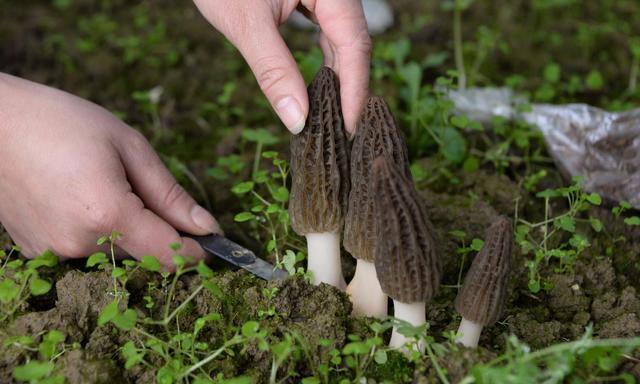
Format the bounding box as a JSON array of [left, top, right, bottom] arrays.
[[306, 232, 346, 290], [456, 317, 483, 348], [346, 259, 388, 317], [389, 300, 426, 352]]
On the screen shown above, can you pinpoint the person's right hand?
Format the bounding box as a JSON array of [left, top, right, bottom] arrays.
[[0, 73, 221, 268], [193, 0, 371, 135]]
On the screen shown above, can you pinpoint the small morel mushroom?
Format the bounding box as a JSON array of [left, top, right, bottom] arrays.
[[344, 96, 411, 317], [289, 67, 350, 289], [454, 216, 513, 348], [373, 156, 441, 349]]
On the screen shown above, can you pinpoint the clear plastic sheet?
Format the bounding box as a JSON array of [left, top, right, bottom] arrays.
[[448, 87, 640, 208]]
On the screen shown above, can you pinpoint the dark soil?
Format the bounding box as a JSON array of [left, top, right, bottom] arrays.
[[1, 0, 640, 382]]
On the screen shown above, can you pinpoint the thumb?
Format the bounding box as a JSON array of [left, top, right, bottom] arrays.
[[232, 20, 308, 134], [116, 130, 222, 236]]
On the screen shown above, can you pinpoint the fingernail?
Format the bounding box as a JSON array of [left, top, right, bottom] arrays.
[[191, 205, 222, 234], [275, 96, 305, 134]]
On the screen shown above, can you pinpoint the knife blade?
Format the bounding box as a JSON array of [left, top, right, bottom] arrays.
[[186, 234, 288, 281]]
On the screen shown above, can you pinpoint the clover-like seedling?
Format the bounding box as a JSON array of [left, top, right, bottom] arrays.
[[455, 216, 513, 348], [289, 67, 350, 289], [373, 156, 441, 349], [344, 96, 411, 317]]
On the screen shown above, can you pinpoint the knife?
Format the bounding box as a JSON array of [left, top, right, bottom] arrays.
[[186, 233, 289, 281]]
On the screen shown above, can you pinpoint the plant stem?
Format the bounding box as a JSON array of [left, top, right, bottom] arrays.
[[146, 285, 204, 326], [425, 341, 450, 384], [453, 0, 466, 90], [629, 56, 638, 93]]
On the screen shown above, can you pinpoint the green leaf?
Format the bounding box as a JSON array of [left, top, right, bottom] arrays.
[[122, 341, 145, 369], [624, 216, 640, 226], [450, 115, 469, 128], [462, 156, 479, 172], [586, 192, 602, 205], [536, 189, 560, 199], [231, 181, 254, 195], [470, 238, 485, 251], [342, 341, 370, 355], [241, 321, 260, 337], [112, 309, 137, 330], [196, 261, 213, 278], [439, 127, 467, 163], [543, 63, 561, 83], [140, 255, 161, 272], [554, 216, 576, 232], [262, 151, 278, 159], [374, 349, 388, 364], [241, 129, 279, 145], [172, 255, 186, 268], [0, 279, 19, 303], [202, 280, 224, 299], [13, 361, 54, 381], [29, 277, 52, 296], [585, 70, 604, 90], [112, 267, 126, 279], [590, 218, 603, 232], [27, 251, 58, 269], [98, 299, 120, 326], [86, 252, 108, 267], [272, 187, 289, 203], [234, 212, 255, 222], [528, 279, 541, 293]]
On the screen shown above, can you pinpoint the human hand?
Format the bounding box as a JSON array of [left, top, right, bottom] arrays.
[[0, 73, 221, 268], [193, 0, 371, 135]]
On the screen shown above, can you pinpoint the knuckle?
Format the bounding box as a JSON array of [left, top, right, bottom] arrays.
[[83, 201, 119, 233], [352, 30, 372, 55], [255, 59, 290, 95], [52, 237, 89, 259], [126, 129, 151, 154], [163, 182, 189, 209]]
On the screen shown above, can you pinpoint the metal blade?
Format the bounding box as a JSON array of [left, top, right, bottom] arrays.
[[187, 234, 288, 280]]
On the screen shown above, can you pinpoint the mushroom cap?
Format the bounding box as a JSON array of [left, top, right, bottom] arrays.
[[289, 67, 350, 235], [344, 96, 411, 262], [373, 156, 441, 303], [454, 216, 513, 326]]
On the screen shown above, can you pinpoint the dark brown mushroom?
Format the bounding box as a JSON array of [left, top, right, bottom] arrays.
[[454, 216, 513, 347], [372, 156, 441, 348], [288, 66, 350, 289], [344, 96, 411, 317]]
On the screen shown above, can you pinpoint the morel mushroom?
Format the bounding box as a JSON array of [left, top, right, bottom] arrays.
[[455, 216, 513, 348], [344, 96, 411, 317], [373, 156, 441, 349], [289, 67, 350, 289]]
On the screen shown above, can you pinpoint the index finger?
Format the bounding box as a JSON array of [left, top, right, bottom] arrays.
[[312, 0, 371, 134]]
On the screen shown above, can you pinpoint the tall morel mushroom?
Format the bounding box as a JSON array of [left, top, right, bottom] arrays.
[[373, 156, 441, 349], [455, 216, 513, 348], [344, 96, 411, 317], [289, 67, 350, 289]]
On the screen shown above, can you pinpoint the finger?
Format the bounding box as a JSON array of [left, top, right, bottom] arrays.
[[313, 0, 371, 134], [319, 33, 336, 68], [116, 130, 221, 236], [116, 192, 206, 269], [228, 13, 308, 134]]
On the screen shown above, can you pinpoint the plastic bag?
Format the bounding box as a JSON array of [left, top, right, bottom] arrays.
[[449, 87, 640, 208]]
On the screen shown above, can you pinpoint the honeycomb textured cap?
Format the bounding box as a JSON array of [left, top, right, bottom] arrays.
[[454, 216, 513, 326], [373, 156, 441, 303], [344, 96, 411, 262], [289, 67, 350, 235]]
